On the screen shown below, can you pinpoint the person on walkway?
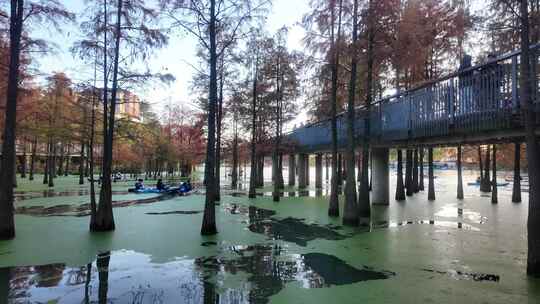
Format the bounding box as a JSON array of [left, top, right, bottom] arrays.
[[458, 54, 474, 116]]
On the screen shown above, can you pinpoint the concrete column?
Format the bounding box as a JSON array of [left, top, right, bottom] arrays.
[[372, 148, 389, 205], [298, 154, 307, 189], [305, 155, 310, 186], [457, 145, 464, 200], [315, 154, 323, 189], [288, 154, 296, 186]]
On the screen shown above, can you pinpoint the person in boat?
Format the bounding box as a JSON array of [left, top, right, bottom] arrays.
[[135, 179, 144, 190], [179, 179, 192, 193], [156, 179, 165, 191]]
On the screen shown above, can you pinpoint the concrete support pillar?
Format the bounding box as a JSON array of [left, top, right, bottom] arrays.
[[419, 148, 425, 191], [298, 154, 307, 189], [315, 154, 323, 189], [395, 149, 405, 201], [305, 155, 310, 186], [288, 154, 296, 186], [372, 148, 389, 205]]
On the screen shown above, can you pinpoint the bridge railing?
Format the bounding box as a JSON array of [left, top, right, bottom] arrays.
[[288, 44, 540, 151]]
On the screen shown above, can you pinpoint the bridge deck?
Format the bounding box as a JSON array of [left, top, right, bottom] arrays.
[[287, 46, 540, 153]]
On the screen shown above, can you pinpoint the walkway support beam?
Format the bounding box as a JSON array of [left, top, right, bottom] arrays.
[[372, 148, 389, 205]]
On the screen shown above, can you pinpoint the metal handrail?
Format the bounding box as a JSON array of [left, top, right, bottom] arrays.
[[287, 43, 540, 135]]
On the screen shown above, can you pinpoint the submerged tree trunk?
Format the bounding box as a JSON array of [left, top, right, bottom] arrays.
[[513, 142, 522, 203], [0, 0, 24, 240], [94, 0, 120, 232], [201, 0, 218, 235], [405, 149, 413, 196], [79, 142, 85, 185], [419, 148, 425, 191], [457, 145, 464, 200], [248, 50, 259, 199], [519, 0, 540, 276], [358, 0, 374, 218], [215, 59, 224, 202], [428, 147, 435, 201], [478, 146, 484, 185], [395, 149, 405, 201], [343, 0, 359, 226], [328, 0, 343, 217], [412, 149, 419, 193], [231, 126, 239, 190], [29, 137, 37, 181], [492, 144, 498, 204], [64, 144, 71, 176], [48, 141, 55, 188], [482, 145, 492, 192], [20, 140, 26, 179]]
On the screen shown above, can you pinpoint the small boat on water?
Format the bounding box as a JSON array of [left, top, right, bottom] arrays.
[[467, 179, 509, 187]]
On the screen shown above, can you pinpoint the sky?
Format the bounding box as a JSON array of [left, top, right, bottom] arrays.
[[33, 0, 310, 126], [33, 0, 490, 129]]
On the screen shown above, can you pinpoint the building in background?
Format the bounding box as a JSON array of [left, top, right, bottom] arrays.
[[116, 90, 142, 122]]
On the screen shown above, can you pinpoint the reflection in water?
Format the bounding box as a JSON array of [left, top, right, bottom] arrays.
[[2, 248, 394, 304], [1, 268, 9, 304], [372, 219, 480, 231], [97, 252, 110, 304], [435, 204, 487, 224], [421, 268, 499, 282], [34, 264, 65, 287], [223, 204, 349, 247]]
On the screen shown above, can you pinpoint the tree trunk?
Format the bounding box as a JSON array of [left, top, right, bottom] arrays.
[[457, 145, 464, 200], [513, 142, 522, 203], [43, 148, 49, 185], [328, 0, 343, 218], [478, 146, 484, 186], [231, 129, 238, 190], [64, 144, 71, 176], [94, 0, 119, 232], [405, 149, 413, 196], [481, 145, 491, 192], [343, 0, 359, 226], [248, 53, 259, 199], [79, 141, 85, 185], [29, 137, 37, 181], [57, 143, 65, 177], [215, 58, 224, 202], [492, 145, 498, 204], [395, 149, 405, 201], [419, 148, 425, 191], [412, 148, 419, 193], [358, 0, 374, 218], [428, 147, 435, 201], [20, 140, 26, 179], [0, 0, 23, 240], [519, 0, 540, 276], [201, 0, 218, 235], [48, 141, 55, 188]]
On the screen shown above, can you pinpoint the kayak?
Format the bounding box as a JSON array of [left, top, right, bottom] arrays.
[[467, 181, 509, 187], [128, 187, 180, 194]]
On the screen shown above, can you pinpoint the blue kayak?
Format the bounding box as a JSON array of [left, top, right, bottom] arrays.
[[467, 181, 509, 187], [129, 187, 180, 194]]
